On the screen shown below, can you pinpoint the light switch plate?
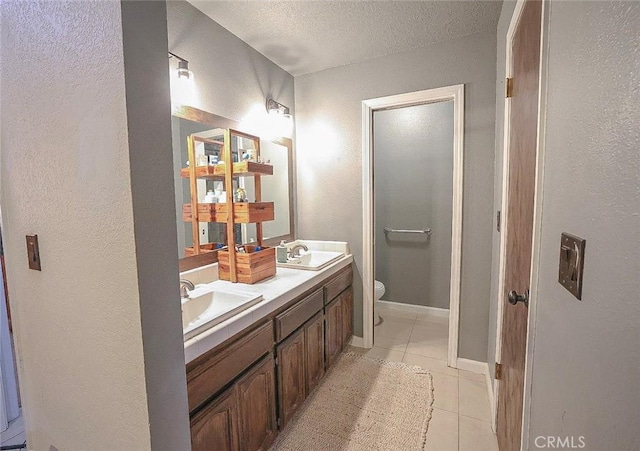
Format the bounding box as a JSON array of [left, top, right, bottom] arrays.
[[558, 232, 585, 300], [26, 235, 42, 271]]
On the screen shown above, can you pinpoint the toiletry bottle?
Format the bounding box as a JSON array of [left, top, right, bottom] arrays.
[[276, 240, 288, 263], [204, 190, 217, 203]]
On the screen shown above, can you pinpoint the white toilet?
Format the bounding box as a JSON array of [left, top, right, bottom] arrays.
[[374, 280, 385, 325]]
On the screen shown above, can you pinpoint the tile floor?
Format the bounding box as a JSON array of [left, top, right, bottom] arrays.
[[348, 303, 498, 451], [0, 414, 25, 449]]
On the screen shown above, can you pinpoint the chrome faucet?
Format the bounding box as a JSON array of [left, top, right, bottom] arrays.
[[179, 279, 195, 299], [288, 243, 309, 259]]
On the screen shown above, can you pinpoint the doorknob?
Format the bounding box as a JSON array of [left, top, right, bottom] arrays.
[[508, 289, 529, 307]]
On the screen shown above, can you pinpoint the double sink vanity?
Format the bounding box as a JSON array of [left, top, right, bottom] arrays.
[[180, 240, 354, 451]]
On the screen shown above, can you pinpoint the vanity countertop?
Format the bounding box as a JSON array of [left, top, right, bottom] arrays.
[[183, 253, 353, 364]]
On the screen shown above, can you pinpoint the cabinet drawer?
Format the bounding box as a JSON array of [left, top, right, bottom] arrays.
[[187, 321, 274, 413], [275, 288, 323, 342], [324, 266, 353, 304]]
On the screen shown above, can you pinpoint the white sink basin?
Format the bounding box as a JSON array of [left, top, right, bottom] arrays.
[[182, 289, 263, 340], [276, 251, 344, 271]]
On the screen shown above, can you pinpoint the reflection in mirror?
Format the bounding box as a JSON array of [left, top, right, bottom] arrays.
[[261, 141, 291, 241], [171, 106, 294, 267]]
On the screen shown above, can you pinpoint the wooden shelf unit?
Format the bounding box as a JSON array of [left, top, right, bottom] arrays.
[[182, 128, 276, 284], [180, 161, 274, 179]]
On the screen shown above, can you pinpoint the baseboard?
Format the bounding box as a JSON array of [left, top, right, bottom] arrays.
[[376, 300, 449, 318], [455, 357, 486, 374], [485, 363, 496, 433], [349, 336, 366, 348]]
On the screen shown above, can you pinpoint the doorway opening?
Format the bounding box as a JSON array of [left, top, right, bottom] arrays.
[[362, 85, 464, 369], [0, 226, 24, 448]]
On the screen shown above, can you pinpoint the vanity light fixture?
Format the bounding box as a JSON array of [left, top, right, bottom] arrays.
[[266, 98, 291, 118], [169, 52, 190, 79]]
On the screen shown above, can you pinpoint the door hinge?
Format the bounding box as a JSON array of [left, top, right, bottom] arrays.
[[277, 418, 282, 429], [506, 78, 514, 98], [496, 210, 501, 233], [495, 362, 503, 380], [275, 357, 279, 365]]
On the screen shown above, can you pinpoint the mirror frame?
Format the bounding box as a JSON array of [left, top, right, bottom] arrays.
[[173, 104, 295, 271]]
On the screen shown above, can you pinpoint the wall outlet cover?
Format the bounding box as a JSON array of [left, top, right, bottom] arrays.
[[558, 232, 586, 300]]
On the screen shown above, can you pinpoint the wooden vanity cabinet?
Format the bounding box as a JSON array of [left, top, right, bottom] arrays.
[[325, 295, 343, 369], [276, 328, 306, 427], [341, 287, 354, 345], [304, 311, 325, 393], [324, 268, 354, 370], [237, 354, 278, 451], [190, 353, 277, 451], [187, 264, 353, 451], [190, 386, 239, 451]]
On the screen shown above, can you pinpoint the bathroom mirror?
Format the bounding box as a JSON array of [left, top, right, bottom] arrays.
[[172, 105, 295, 271]]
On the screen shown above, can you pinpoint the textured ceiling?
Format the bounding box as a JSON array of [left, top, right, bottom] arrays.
[[189, 1, 503, 76]]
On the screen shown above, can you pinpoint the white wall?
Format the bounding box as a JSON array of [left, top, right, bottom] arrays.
[[0, 1, 189, 449], [295, 30, 497, 361], [525, 1, 640, 449]]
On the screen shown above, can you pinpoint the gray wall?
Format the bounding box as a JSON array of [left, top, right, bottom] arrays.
[[120, 2, 191, 448], [526, 2, 640, 449], [295, 30, 497, 361], [374, 101, 454, 309], [486, 0, 518, 385], [167, 0, 295, 130]]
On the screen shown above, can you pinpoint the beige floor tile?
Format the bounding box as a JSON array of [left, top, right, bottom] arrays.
[[403, 352, 458, 377], [459, 378, 492, 422], [374, 334, 409, 352], [416, 311, 450, 325], [376, 304, 418, 320], [361, 346, 405, 363], [459, 415, 498, 451], [405, 342, 448, 361], [431, 372, 458, 413], [458, 368, 486, 382], [423, 408, 458, 451], [411, 320, 449, 341], [374, 316, 415, 341]]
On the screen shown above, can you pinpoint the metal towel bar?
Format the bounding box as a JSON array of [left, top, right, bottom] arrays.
[[383, 227, 432, 236]]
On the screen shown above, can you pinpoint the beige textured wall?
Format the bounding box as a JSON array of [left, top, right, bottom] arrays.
[[0, 1, 189, 449]]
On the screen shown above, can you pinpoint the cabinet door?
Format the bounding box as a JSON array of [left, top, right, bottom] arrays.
[[305, 312, 325, 394], [325, 296, 343, 369], [190, 386, 239, 451], [276, 327, 306, 428], [341, 287, 354, 345], [237, 354, 277, 451]]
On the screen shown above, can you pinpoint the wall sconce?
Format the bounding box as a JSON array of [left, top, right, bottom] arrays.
[[266, 98, 291, 118], [169, 52, 190, 79]]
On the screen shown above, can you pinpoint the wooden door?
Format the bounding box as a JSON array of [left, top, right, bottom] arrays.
[[276, 327, 306, 428], [496, 1, 542, 450], [304, 312, 325, 394], [190, 386, 239, 451], [325, 296, 343, 369], [341, 287, 354, 344], [237, 354, 277, 451]]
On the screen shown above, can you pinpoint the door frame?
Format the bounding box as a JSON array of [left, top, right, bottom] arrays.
[[492, 0, 550, 447], [361, 84, 464, 368]]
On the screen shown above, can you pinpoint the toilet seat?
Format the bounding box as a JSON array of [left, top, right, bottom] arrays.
[[374, 280, 385, 299]]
